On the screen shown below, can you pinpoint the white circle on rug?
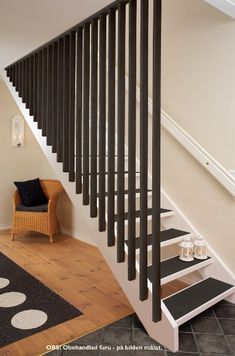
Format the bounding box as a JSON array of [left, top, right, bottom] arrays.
[[11, 310, 48, 330], [0, 292, 26, 307], [0, 278, 10, 289]]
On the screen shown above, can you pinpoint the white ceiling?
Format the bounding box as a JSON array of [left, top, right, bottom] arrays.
[[0, 0, 235, 73], [0, 0, 113, 70], [204, 0, 235, 18]]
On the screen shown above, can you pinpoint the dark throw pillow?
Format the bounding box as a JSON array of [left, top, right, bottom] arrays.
[[14, 178, 48, 207]]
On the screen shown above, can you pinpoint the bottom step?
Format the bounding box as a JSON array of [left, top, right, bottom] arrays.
[[164, 277, 235, 325]]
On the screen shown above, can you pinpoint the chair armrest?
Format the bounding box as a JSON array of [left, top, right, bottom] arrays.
[[13, 191, 21, 210], [48, 198, 57, 213]]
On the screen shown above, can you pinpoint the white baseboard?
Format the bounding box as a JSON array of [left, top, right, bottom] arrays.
[[0, 223, 96, 247], [0, 223, 11, 231], [60, 228, 97, 247]]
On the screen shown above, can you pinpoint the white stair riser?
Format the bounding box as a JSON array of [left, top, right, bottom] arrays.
[[121, 211, 174, 236]]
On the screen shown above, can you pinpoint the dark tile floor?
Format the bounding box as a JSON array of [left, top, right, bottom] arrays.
[[48, 300, 235, 355]]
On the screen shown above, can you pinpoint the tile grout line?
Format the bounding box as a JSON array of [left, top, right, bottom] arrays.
[[212, 307, 235, 355], [189, 319, 201, 355]]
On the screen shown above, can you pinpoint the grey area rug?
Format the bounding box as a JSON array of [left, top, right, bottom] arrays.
[[0, 252, 83, 347]]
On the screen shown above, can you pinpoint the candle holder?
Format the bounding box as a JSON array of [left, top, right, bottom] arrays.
[[194, 235, 208, 260], [179, 236, 194, 262]]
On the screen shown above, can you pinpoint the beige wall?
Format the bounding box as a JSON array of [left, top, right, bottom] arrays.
[[162, 127, 235, 273], [162, 0, 235, 170], [0, 79, 53, 226], [0, 79, 79, 237], [160, 0, 235, 273], [129, 0, 235, 170]]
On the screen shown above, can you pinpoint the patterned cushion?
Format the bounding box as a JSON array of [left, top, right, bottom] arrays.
[[14, 178, 48, 207], [16, 204, 48, 213]]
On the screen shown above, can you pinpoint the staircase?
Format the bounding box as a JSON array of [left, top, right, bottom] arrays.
[[3, 0, 235, 352]]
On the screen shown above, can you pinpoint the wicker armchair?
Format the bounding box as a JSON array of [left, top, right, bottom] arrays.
[[11, 179, 64, 243]]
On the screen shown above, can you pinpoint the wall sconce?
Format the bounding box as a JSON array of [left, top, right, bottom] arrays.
[[11, 115, 24, 148]]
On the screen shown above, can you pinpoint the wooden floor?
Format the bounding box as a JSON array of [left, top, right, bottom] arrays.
[[0, 230, 186, 356]]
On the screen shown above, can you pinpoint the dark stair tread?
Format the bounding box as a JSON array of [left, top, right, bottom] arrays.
[[125, 228, 190, 249], [148, 256, 212, 282], [97, 189, 152, 198], [114, 208, 172, 222], [164, 277, 234, 321], [160, 228, 190, 242]]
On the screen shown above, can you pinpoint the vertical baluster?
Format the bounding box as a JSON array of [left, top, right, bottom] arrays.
[[63, 34, 70, 172], [6, 67, 10, 80], [76, 27, 83, 194], [29, 56, 34, 116], [152, 0, 162, 323], [33, 53, 38, 122], [15, 62, 19, 92], [9, 66, 12, 81], [108, 8, 116, 246], [42, 47, 48, 136], [9, 66, 12, 83], [12, 65, 16, 86], [69, 31, 76, 182], [19, 61, 22, 98], [14, 65, 17, 87], [128, 0, 137, 280], [22, 59, 27, 104], [57, 38, 64, 162], [47, 45, 53, 146], [22, 60, 25, 102], [26, 57, 30, 109], [38, 50, 43, 129], [15, 63, 19, 92], [98, 13, 107, 231], [83, 23, 90, 205], [90, 18, 98, 217], [117, 3, 126, 262], [140, 0, 149, 301], [52, 42, 58, 153]]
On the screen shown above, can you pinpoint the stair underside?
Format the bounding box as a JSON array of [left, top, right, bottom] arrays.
[[148, 256, 212, 285], [125, 228, 190, 249], [164, 277, 235, 325]]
